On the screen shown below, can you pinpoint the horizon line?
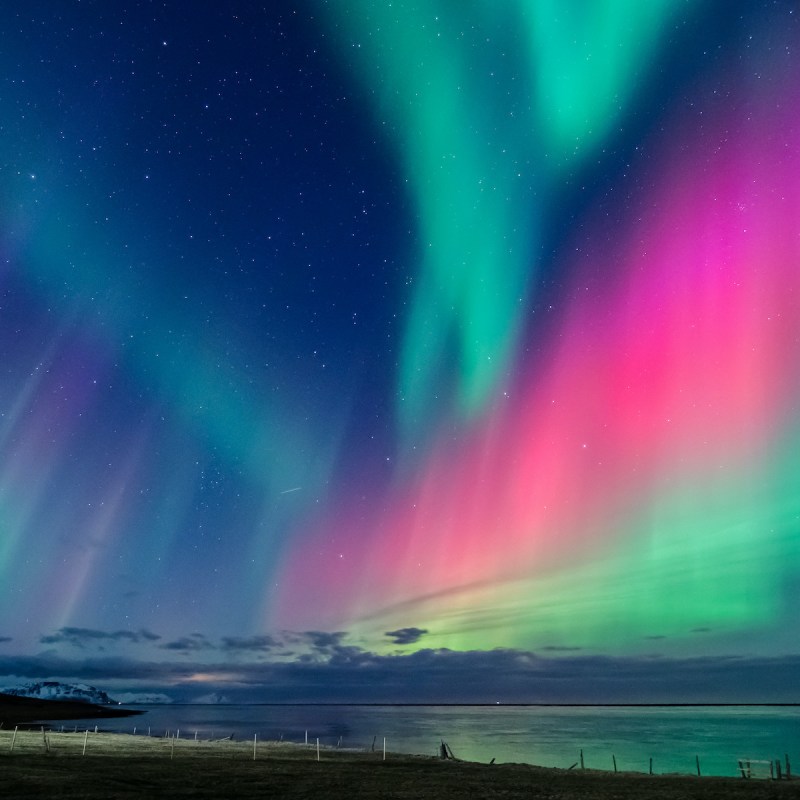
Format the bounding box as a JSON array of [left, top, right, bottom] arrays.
[[127, 701, 800, 708]]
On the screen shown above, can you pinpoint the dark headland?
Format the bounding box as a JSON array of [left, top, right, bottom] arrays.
[[0, 692, 144, 725]]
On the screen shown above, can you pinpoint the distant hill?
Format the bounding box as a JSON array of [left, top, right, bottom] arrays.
[[0, 692, 144, 725], [1, 681, 117, 705]]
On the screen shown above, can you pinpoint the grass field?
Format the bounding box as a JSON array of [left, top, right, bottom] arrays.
[[1, 729, 798, 799]]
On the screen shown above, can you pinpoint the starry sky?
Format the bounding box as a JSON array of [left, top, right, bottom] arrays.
[[1, 1, 800, 704]]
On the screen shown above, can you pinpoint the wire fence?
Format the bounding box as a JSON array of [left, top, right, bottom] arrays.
[[0, 726, 390, 763]]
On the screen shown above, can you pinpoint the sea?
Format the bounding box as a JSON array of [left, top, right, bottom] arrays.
[[54, 704, 799, 779]]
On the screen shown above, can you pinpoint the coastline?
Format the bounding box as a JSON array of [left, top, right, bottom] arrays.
[[0, 694, 144, 726], [1, 729, 797, 799]]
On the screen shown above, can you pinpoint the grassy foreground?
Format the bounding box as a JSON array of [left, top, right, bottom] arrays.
[[1, 730, 798, 799]]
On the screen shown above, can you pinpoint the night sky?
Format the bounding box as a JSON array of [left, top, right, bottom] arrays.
[[2, 1, 800, 704]]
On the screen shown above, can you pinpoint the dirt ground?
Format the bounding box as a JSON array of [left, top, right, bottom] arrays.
[[1, 730, 798, 799]]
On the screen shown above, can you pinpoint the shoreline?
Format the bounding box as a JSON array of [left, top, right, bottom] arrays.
[[0, 695, 144, 726]]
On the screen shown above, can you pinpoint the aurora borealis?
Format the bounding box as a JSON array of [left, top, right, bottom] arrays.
[[1, 2, 799, 703]]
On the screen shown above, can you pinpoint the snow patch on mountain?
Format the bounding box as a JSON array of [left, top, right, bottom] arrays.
[[114, 692, 174, 705], [193, 691, 232, 704], [2, 681, 118, 705]]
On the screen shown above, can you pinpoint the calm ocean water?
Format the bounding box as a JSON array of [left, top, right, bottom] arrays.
[[62, 704, 799, 778]]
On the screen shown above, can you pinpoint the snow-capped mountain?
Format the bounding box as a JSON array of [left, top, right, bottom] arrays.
[[114, 692, 173, 705], [193, 691, 231, 704], [2, 681, 118, 705]]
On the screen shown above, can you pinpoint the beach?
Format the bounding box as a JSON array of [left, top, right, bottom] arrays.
[[1, 729, 798, 799]]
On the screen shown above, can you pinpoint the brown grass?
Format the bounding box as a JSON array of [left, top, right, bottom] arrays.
[[1, 729, 798, 799]]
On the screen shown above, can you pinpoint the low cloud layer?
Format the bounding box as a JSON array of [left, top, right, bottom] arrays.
[[159, 634, 215, 653], [2, 641, 799, 705], [220, 635, 280, 653]]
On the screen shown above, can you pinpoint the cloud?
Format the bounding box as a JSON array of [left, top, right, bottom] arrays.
[[540, 645, 583, 652], [303, 631, 347, 650], [159, 634, 215, 653], [39, 627, 161, 648], [220, 635, 280, 653], [0, 653, 203, 688], [0, 637, 12, 644], [385, 627, 428, 645]]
